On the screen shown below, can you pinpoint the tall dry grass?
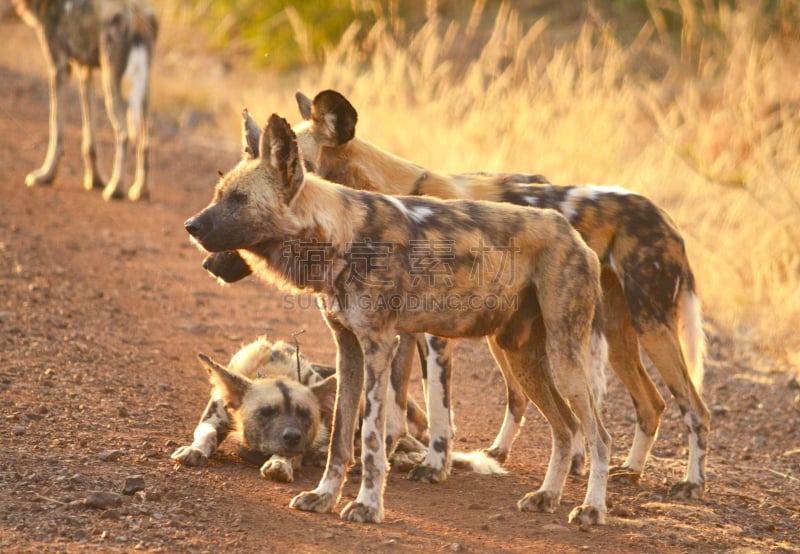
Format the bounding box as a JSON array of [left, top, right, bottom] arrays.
[[155, 1, 800, 367]]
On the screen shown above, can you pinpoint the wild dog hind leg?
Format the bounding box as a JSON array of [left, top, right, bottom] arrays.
[[384, 333, 418, 456], [126, 38, 153, 201], [98, 24, 130, 201], [639, 324, 709, 499], [493, 332, 577, 515], [75, 65, 105, 191]]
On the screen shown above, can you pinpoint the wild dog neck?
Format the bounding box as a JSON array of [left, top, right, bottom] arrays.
[[318, 137, 515, 202], [318, 138, 465, 199], [238, 175, 356, 295]]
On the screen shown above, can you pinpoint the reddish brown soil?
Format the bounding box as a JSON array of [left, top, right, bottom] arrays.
[[1, 63, 799, 553]]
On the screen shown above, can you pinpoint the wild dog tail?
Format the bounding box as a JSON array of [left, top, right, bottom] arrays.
[[125, 6, 157, 140], [679, 277, 706, 393], [125, 42, 151, 140], [392, 435, 506, 475], [451, 451, 507, 475]]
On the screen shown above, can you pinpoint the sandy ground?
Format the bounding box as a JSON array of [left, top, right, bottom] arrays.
[[1, 23, 799, 553]]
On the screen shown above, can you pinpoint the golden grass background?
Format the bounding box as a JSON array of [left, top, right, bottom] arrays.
[[4, 1, 798, 370]]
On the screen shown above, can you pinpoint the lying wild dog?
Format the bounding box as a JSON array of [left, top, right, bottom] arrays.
[[171, 336, 501, 482], [13, 0, 157, 201], [171, 338, 338, 482], [185, 113, 609, 525], [205, 89, 709, 500]]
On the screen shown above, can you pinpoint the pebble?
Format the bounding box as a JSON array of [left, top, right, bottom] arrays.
[[122, 475, 146, 495], [99, 450, 124, 462], [12, 424, 25, 435], [84, 491, 123, 510], [100, 509, 122, 520], [541, 523, 568, 532]]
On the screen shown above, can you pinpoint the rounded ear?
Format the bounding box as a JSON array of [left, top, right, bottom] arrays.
[[296, 91, 313, 120], [242, 108, 261, 159], [311, 90, 358, 145], [260, 114, 305, 201], [309, 374, 338, 419], [198, 353, 251, 409]]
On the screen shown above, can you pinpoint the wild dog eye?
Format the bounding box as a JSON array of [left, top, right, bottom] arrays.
[[296, 406, 311, 421], [258, 406, 276, 419], [230, 190, 248, 203]]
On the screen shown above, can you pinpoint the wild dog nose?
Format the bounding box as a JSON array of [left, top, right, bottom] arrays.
[[282, 429, 302, 447], [184, 217, 202, 238]]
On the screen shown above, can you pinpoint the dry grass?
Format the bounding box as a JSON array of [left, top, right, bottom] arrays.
[[158, 1, 799, 365], [4, 0, 798, 365]]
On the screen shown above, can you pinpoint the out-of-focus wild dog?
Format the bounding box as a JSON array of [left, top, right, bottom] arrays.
[[171, 336, 500, 481], [13, 0, 157, 201], [185, 113, 609, 525], [205, 89, 709, 500]]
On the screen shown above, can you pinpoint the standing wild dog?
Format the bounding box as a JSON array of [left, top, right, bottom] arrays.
[[185, 114, 609, 525], [206, 89, 709, 499], [13, 0, 157, 201]]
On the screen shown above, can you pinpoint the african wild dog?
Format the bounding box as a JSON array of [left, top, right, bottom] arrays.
[[171, 337, 338, 482], [13, 0, 157, 201], [171, 336, 500, 481], [184, 113, 609, 525], [295, 90, 709, 498], [206, 89, 709, 499]]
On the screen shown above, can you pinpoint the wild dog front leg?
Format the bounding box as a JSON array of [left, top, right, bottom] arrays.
[[260, 454, 301, 483], [290, 317, 364, 515], [26, 46, 67, 187], [407, 335, 453, 483], [171, 396, 231, 466], [339, 333, 399, 523]]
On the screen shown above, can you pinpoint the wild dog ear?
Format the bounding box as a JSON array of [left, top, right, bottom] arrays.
[[242, 109, 261, 159], [309, 374, 337, 421], [296, 91, 312, 121], [260, 114, 304, 202], [311, 90, 358, 146], [310, 363, 336, 380], [198, 353, 251, 410]]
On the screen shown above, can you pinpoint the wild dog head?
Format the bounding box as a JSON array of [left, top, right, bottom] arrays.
[[295, 89, 357, 151], [227, 336, 335, 384], [184, 113, 305, 254], [197, 353, 336, 458]]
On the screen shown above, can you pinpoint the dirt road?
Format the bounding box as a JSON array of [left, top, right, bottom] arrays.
[[1, 63, 799, 553]]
